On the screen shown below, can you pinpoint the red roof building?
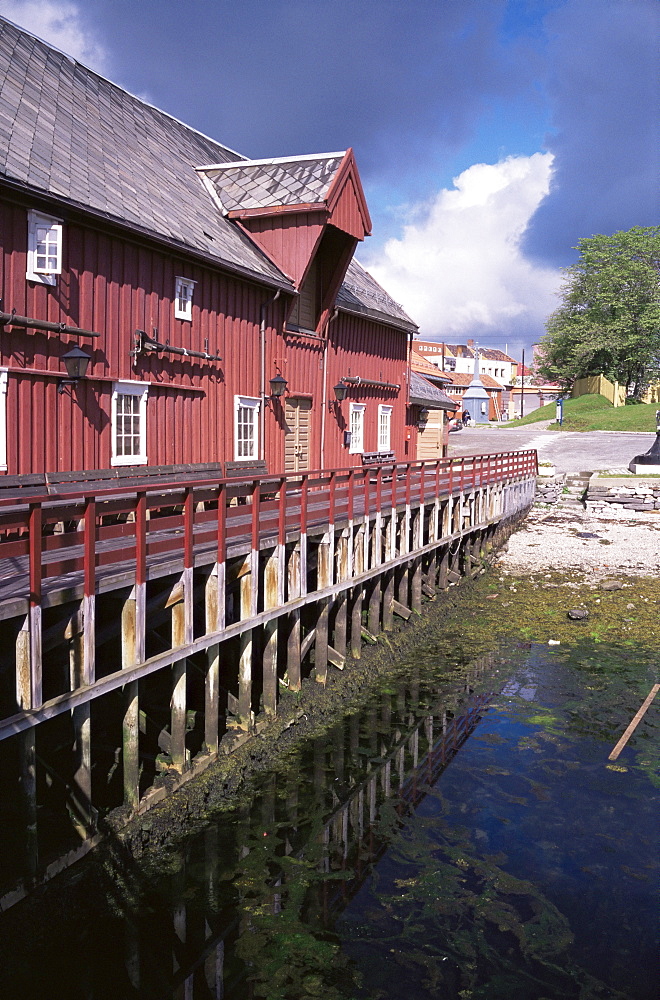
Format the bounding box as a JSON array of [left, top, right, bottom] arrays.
[[0, 19, 419, 478]]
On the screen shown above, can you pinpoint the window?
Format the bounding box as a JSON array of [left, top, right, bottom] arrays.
[[234, 395, 260, 460], [111, 381, 149, 466], [175, 276, 196, 321], [27, 211, 62, 284], [0, 369, 7, 471], [378, 404, 392, 452], [349, 403, 365, 454]]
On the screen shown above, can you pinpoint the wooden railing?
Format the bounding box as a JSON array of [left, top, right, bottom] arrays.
[[0, 452, 536, 615]]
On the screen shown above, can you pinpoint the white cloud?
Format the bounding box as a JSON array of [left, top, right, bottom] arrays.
[[362, 153, 562, 346], [0, 0, 109, 73]]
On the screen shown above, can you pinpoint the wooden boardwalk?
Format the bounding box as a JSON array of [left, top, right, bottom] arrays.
[[0, 451, 536, 907]]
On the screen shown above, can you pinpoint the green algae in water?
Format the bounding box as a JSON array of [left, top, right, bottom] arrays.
[[0, 592, 658, 1000]]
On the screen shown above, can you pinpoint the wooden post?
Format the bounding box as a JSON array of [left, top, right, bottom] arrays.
[[238, 555, 253, 729], [315, 532, 333, 685], [263, 547, 279, 715], [351, 524, 365, 658], [334, 530, 349, 658], [121, 591, 141, 811], [18, 730, 38, 882], [171, 658, 187, 773], [287, 542, 302, 692], [204, 483, 226, 754]]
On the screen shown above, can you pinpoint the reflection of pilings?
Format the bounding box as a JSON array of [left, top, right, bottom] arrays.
[[1, 453, 535, 907]]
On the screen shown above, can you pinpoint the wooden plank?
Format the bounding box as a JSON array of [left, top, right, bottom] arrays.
[[300, 628, 316, 661], [327, 645, 345, 670], [392, 599, 411, 620], [608, 684, 660, 761]]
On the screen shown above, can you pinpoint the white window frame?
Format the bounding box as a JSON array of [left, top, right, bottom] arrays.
[[378, 404, 392, 452], [26, 210, 63, 285], [349, 402, 366, 454], [234, 395, 260, 461], [174, 276, 196, 321], [111, 381, 149, 466], [0, 370, 8, 471]]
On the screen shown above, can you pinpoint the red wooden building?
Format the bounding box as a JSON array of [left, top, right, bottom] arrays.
[[0, 19, 417, 479]]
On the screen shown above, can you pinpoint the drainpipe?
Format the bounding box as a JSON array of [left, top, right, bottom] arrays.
[[319, 307, 339, 468], [260, 289, 281, 462]]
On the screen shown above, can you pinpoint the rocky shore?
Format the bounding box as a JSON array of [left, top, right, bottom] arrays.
[[497, 499, 660, 578]]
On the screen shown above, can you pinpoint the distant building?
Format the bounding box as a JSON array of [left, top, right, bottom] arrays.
[[414, 339, 517, 386]]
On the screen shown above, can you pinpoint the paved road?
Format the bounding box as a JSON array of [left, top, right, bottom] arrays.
[[447, 423, 656, 474]]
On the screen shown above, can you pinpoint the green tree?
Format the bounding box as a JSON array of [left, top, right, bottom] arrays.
[[536, 226, 660, 397]]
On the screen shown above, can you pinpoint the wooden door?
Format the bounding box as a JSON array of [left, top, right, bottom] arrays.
[[417, 409, 444, 461], [284, 397, 312, 473]]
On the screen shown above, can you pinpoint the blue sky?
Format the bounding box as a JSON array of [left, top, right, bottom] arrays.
[[1, 0, 657, 358]]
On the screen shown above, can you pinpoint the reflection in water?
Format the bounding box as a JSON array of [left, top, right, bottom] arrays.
[[0, 642, 657, 999]]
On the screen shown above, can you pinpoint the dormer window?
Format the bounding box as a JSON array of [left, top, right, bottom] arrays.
[[27, 210, 62, 285], [175, 276, 196, 321]]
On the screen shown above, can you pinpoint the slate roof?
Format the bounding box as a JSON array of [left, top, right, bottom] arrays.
[[199, 153, 345, 214], [0, 17, 416, 330], [337, 259, 417, 333], [0, 19, 287, 285], [409, 371, 456, 410]]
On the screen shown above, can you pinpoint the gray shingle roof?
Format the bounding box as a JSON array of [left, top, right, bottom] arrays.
[[409, 371, 457, 409], [199, 154, 345, 214], [0, 18, 285, 285], [337, 259, 417, 333], [0, 17, 417, 330]]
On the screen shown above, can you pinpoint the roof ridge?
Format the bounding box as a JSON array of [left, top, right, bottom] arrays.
[[198, 151, 346, 171]]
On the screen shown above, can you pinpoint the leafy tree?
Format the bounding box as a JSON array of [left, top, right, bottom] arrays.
[[536, 226, 660, 397]]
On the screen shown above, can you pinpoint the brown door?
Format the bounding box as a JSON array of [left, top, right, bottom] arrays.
[[284, 397, 312, 473]]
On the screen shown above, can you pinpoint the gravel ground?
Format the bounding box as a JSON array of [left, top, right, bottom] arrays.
[[496, 504, 660, 578]]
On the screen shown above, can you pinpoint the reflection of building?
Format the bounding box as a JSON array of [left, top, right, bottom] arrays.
[[0, 654, 496, 998]]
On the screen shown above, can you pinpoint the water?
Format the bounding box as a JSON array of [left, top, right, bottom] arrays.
[[0, 640, 657, 1000]]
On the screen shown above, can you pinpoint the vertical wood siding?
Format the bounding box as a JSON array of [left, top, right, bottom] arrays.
[[0, 197, 272, 475], [1, 195, 412, 477], [324, 312, 409, 469], [240, 212, 325, 287]]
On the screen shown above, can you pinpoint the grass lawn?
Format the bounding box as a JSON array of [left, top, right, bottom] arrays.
[[505, 394, 658, 432]]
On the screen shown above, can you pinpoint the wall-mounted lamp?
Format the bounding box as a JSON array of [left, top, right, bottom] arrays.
[[58, 346, 91, 394], [267, 373, 288, 399], [418, 407, 429, 428], [333, 380, 349, 402]]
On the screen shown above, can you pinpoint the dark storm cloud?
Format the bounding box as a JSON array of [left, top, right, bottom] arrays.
[[88, 0, 543, 190], [523, 0, 659, 265]]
